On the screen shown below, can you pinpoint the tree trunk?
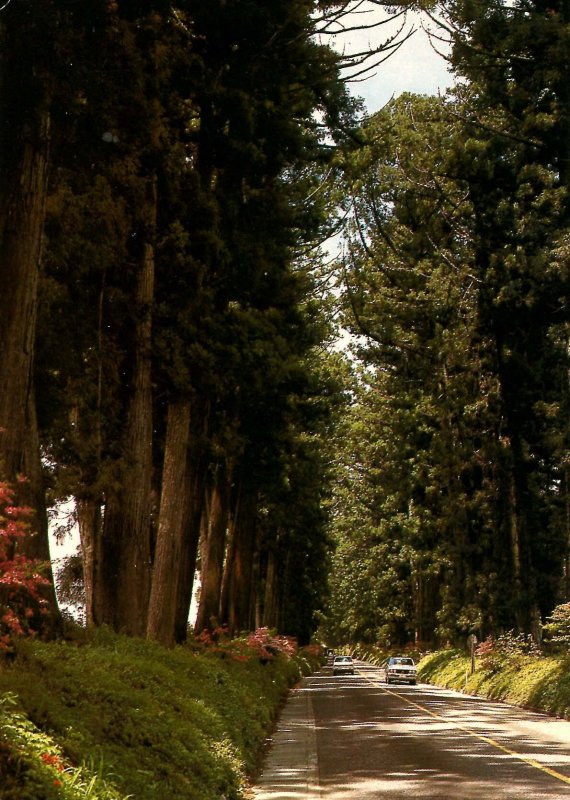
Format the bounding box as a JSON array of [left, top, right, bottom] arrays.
[[147, 400, 191, 646], [220, 484, 258, 634], [194, 460, 232, 633], [250, 531, 261, 631], [147, 398, 209, 645], [172, 408, 209, 643], [561, 325, 570, 603], [263, 547, 278, 628], [505, 440, 524, 626], [0, 14, 55, 630], [0, 112, 50, 481], [95, 180, 156, 635], [76, 498, 103, 628], [278, 548, 292, 635]]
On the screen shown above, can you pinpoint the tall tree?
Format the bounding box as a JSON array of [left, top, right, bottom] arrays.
[[0, 1, 68, 624], [0, 1, 51, 478], [31, 0, 370, 644], [327, 36, 570, 643], [328, 93, 508, 645], [148, 0, 360, 642], [441, 0, 570, 634]]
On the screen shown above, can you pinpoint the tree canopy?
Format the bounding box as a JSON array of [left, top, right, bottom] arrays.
[[0, 0, 568, 651], [324, 0, 570, 645]]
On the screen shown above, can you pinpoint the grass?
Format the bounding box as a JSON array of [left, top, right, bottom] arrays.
[[418, 648, 570, 719], [0, 627, 320, 800]]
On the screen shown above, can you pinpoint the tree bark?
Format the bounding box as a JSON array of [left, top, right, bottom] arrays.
[[147, 398, 209, 645], [76, 498, 103, 628], [194, 459, 232, 633], [263, 547, 278, 628], [0, 6, 51, 479], [172, 406, 209, 643], [95, 180, 156, 635], [220, 483, 258, 634], [0, 12, 57, 630], [0, 114, 50, 480], [147, 399, 191, 646]]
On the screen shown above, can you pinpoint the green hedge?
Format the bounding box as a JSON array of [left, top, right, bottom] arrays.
[[0, 629, 320, 800], [418, 649, 570, 719]]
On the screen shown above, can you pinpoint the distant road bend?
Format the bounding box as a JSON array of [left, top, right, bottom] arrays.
[[253, 660, 570, 799]]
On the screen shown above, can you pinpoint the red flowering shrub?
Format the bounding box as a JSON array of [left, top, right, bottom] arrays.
[[194, 624, 230, 648], [246, 627, 297, 662], [41, 752, 65, 772], [0, 479, 51, 650], [194, 625, 297, 663], [476, 630, 541, 672]]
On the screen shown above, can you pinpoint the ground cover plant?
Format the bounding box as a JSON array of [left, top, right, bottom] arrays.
[[0, 627, 320, 800], [418, 635, 570, 720]]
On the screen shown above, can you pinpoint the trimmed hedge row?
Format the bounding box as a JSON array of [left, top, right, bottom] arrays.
[[0, 628, 321, 800], [418, 649, 570, 719]]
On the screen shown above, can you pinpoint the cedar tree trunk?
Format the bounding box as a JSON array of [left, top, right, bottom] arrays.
[[220, 484, 258, 634], [95, 183, 156, 634], [172, 405, 209, 643], [194, 460, 232, 633], [76, 497, 103, 627], [147, 399, 191, 646], [0, 21, 50, 479]]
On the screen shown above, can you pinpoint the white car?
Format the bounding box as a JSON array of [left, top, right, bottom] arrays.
[[380, 656, 417, 685], [332, 655, 355, 675]]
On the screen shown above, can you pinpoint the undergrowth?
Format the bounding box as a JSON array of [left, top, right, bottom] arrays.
[[0, 627, 320, 800], [418, 647, 570, 719]]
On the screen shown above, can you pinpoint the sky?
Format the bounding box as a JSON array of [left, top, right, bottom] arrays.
[[323, 8, 455, 114]]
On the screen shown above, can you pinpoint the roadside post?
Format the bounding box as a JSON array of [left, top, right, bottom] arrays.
[[468, 633, 477, 675]]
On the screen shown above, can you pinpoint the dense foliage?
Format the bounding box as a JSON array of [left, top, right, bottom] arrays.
[[0, 0, 377, 646], [324, 0, 570, 647], [1, 0, 568, 660]]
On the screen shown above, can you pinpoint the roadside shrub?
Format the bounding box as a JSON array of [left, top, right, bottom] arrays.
[[0, 691, 127, 800], [476, 630, 541, 672], [543, 603, 570, 649], [195, 625, 297, 663], [0, 479, 51, 651], [418, 648, 570, 719], [246, 628, 297, 661]]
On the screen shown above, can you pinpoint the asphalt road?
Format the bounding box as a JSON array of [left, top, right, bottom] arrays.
[[253, 660, 570, 799]]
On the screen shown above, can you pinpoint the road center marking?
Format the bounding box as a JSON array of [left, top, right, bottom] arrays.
[[361, 672, 570, 788]]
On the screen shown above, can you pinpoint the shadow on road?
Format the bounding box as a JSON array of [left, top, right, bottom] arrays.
[[254, 664, 570, 799], [311, 665, 570, 798]]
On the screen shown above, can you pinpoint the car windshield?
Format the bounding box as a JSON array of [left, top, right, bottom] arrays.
[[390, 658, 414, 666], [334, 656, 352, 663]]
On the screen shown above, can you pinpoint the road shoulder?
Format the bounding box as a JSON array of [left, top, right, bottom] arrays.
[[252, 675, 320, 799]]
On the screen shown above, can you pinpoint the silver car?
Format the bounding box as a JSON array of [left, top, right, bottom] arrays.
[[380, 656, 417, 685], [332, 655, 355, 675]]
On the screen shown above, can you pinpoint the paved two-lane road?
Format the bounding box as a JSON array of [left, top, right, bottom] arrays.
[[253, 660, 570, 798]]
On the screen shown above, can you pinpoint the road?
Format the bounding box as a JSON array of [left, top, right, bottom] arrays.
[[253, 660, 570, 799]]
